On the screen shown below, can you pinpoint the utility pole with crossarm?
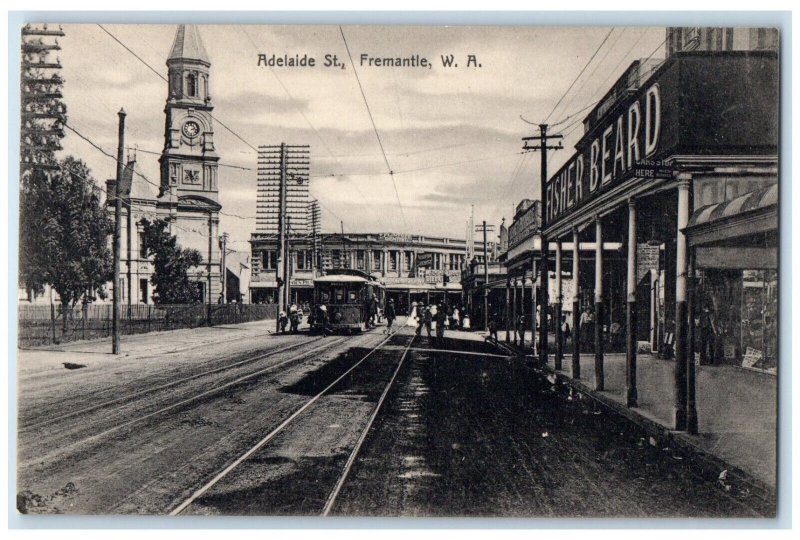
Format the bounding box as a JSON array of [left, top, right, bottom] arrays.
[[475, 221, 495, 332], [523, 124, 562, 365]]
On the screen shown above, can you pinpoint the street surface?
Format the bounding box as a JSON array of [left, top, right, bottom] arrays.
[[16, 322, 774, 517]]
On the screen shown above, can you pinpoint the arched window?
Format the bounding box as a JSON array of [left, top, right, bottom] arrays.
[[186, 73, 197, 97]]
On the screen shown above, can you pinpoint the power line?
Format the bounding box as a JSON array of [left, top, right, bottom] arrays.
[[241, 27, 378, 228], [543, 27, 615, 124], [552, 31, 668, 139], [64, 121, 255, 222], [309, 151, 524, 178], [126, 146, 253, 171], [96, 24, 259, 153], [338, 25, 406, 228], [550, 28, 628, 126]]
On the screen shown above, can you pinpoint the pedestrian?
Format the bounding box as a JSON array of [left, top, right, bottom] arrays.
[[452, 306, 460, 329], [368, 295, 379, 329], [384, 299, 396, 334], [278, 310, 288, 334], [422, 305, 433, 337], [561, 314, 571, 351], [289, 303, 301, 334], [407, 301, 419, 327], [580, 305, 594, 352], [514, 313, 524, 343], [488, 311, 499, 341], [318, 305, 332, 336], [435, 303, 447, 339], [415, 304, 425, 336], [698, 302, 717, 364]]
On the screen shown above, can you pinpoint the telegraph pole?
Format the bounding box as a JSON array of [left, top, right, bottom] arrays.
[[475, 220, 495, 332], [523, 124, 562, 365], [112, 109, 125, 355], [207, 210, 213, 326], [285, 216, 292, 308], [341, 221, 346, 268], [276, 142, 287, 331]]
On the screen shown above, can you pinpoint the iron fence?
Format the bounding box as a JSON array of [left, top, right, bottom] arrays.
[[17, 303, 278, 348]]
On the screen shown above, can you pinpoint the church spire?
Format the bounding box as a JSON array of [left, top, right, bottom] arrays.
[[168, 24, 210, 66]]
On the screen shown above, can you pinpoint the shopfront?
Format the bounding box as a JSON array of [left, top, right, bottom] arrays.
[[686, 184, 778, 372], [541, 50, 778, 430]]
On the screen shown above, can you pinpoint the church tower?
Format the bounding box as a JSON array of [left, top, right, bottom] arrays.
[[159, 24, 219, 201]]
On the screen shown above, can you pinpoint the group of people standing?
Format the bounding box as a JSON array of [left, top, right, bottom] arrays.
[[407, 302, 465, 340], [277, 303, 303, 334]]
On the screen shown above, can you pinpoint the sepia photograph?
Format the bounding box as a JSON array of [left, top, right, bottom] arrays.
[[12, 17, 782, 521]]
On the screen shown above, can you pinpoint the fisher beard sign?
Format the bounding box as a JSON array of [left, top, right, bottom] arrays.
[[545, 82, 663, 225]]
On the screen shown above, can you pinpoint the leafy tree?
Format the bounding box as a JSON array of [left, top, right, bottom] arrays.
[[19, 157, 113, 330], [140, 218, 203, 305]]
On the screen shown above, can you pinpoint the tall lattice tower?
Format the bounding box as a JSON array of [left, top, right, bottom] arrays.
[[20, 23, 66, 178], [256, 144, 311, 234]]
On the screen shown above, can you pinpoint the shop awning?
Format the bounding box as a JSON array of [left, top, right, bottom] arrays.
[[686, 184, 778, 269], [685, 184, 777, 248], [434, 283, 463, 291], [688, 184, 777, 229], [250, 281, 277, 288]]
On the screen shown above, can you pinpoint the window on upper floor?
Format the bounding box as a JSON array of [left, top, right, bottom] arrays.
[[139, 232, 148, 258], [186, 73, 198, 97], [262, 250, 276, 270]]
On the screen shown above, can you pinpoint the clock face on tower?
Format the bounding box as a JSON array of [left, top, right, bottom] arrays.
[[182, 120, 200, 139]]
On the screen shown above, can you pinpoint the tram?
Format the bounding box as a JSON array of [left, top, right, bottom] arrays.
[[310, 269, 385, 333]]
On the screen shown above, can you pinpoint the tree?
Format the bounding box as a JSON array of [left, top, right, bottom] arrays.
[[19, 156, 114, 331], [140, 218, 203, 305]]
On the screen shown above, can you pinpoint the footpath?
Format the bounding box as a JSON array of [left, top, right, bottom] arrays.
[[16, 319, 277, 376], [479, 328, 777, 495]]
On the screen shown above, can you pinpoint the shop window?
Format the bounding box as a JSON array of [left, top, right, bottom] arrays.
[[740, 269, 777, 371]]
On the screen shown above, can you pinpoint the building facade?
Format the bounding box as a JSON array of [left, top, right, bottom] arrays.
[[538, 30, 777, 432], [103, 24, 225, 306], [249, 232, 470, 313]]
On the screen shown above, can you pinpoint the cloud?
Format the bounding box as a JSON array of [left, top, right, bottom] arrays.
[[48, 23, 666, 249]]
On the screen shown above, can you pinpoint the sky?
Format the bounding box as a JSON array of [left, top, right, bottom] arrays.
[[55, 24, 666, 253]]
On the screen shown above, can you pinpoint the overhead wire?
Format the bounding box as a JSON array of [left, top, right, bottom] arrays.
[[241, 27, 379, 226], [63, 121, 255, 222], [97, 24, 259, 154], [542, 27, 615, 124], [98, 23, 363, 233], [338, 25, 407, 228], [550, 28, 628, 127], [552, 31, 669, 139]]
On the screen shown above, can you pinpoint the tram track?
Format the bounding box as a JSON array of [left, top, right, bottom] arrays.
[[168, 327, 415, 516], [18, 335, 341, 433], [18, 336, 348, 470]]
